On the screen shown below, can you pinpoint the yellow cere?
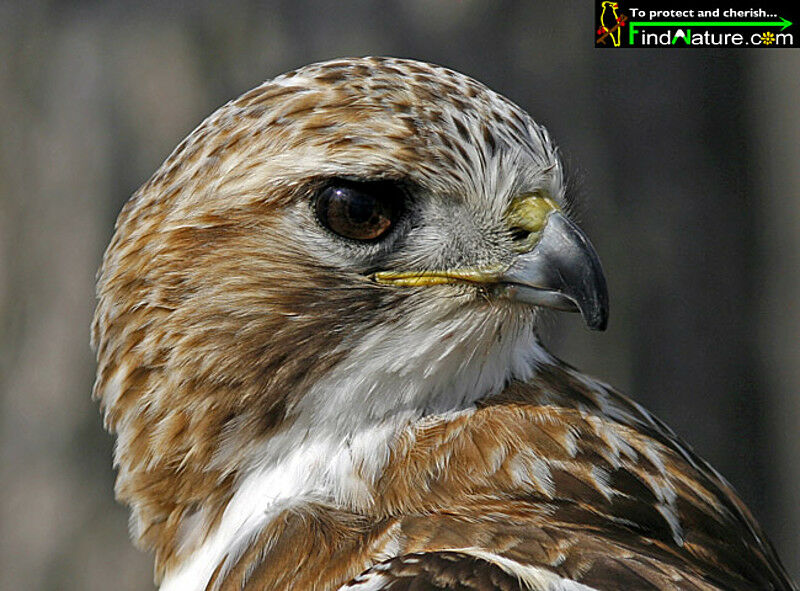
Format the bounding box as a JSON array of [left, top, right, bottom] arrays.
[[506, 193, 560, 234]]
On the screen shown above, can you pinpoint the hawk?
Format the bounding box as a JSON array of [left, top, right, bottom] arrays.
[[92, 57, 795, 590]]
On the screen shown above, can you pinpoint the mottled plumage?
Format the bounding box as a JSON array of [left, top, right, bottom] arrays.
[[92, 57, 795, 591]]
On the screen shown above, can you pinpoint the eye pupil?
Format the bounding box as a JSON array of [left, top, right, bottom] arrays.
[[316, 181, 403, 241], [341, 190, 374, 224]]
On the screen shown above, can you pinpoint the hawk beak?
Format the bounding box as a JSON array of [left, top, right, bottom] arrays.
[[499, 209, 609, 331], [371, 196, 609, 331]]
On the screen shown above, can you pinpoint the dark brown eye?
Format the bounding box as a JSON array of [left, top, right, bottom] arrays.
[[315, 181, 403, 241]]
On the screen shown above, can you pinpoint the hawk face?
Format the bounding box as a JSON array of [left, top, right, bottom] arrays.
[[92, 57, 607, 580]]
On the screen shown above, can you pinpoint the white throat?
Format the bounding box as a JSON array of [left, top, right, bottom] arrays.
[[161, 304, 544, 590]]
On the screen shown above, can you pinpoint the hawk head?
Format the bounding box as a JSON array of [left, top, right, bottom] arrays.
[[92, 57, 607, 580]]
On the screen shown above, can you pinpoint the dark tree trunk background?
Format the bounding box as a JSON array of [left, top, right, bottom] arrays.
[[0, 2, 797, 589]]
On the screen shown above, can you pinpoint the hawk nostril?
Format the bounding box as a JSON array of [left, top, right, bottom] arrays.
[[509, 227, 531, 242]]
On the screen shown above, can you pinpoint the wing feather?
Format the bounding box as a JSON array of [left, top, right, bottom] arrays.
[[339, 551, 587, 591]]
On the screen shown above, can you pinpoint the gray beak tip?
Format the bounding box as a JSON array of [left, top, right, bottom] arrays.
[[586, 296, 609, 332]]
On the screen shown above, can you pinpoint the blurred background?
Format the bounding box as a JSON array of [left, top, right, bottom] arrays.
[[0, 1, 797, 588]]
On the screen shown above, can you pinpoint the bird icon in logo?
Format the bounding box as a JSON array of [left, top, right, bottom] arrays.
[[597, 1, 626, 47]]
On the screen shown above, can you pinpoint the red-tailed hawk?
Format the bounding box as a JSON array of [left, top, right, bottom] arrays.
[[92, 57, 796, 590]]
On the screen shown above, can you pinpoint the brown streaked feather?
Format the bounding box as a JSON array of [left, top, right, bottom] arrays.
[[501, 363, 793, 589], [366, 364, 791, 590], [342, 552, 528, 591], [341, 549, 727, 591], [181, 361, 793, 590]]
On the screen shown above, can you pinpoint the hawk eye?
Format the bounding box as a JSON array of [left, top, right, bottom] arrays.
[[315, 181, 404, 241]]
